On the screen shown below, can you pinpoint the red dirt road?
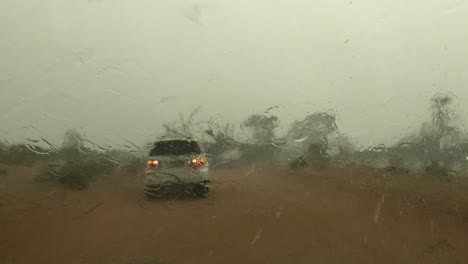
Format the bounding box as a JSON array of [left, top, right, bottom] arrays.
[[1, 163, 468, 264]]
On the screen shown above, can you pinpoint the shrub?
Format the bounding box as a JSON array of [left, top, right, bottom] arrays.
[[36, 129, 119, 189], [37, 154, 118, 190], [0, 143, 51, 165]]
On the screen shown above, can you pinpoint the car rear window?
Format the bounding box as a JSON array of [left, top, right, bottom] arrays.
[[149, 140, 201, 156]]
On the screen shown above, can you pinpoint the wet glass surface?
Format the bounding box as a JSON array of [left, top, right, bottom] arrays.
[[1, 1, 468, 263]]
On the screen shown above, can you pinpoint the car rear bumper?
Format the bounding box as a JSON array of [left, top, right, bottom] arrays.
[[143, 167, 209, 186]]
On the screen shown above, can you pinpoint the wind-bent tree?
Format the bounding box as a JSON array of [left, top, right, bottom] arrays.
[[242, 114, 279, 144]]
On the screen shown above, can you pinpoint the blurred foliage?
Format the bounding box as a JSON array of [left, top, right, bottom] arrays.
[[242, 114, 279, 144], [286, 112, 337, 145], [36, 129, 119, 190], [288, 156, 308, 170], [161, 106, 202, 139], [122, 156, 145, 175], [286, 112, 341, 170], [383, 93, 468, 175], [2, 92, 468, 183], [0, 142, 52, 165]]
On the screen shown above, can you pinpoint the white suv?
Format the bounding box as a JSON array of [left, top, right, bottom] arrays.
[[143, 139, 210, 198]]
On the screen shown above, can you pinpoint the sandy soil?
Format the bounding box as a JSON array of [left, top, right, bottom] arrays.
[[1, 163, 468, 264]]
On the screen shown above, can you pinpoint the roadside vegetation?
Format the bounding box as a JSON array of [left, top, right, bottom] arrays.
[[0, 92, 467, 190]]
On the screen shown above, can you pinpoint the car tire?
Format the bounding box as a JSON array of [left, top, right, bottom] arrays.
[[193, 184, 210, 198], [145, 185, 165, 199]]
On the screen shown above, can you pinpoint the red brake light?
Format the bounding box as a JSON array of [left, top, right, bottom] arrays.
[[147, 160, 160, 168], [189, 156, 206, 168]]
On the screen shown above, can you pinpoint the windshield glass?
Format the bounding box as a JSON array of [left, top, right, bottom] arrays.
[[149, 140, 201, 156], [2, 1, 468, 264]]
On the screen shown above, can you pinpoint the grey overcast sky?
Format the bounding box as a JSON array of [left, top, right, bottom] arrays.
[[1, 0, 468, 146]]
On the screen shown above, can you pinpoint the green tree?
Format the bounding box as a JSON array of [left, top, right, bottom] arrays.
[[243, 114, 279, 144]]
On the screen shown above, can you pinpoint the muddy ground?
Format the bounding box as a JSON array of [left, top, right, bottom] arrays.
[[1, 163, 468, 264]]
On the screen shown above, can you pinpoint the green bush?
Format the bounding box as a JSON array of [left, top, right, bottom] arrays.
[[37, 154, 118, 190], [0, 143, 51, 165], [35, 129, 120, 189]]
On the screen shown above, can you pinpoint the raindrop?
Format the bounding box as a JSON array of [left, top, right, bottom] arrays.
[[373, 194, 385, 224], [24, 143, 51, 155], [275, 205, 284, 218], [250, 227, 263, 249], [26, 138, 41, 144], [294, 136, 309, 143]]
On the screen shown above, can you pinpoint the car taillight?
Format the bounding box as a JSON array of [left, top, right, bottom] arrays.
[[189, 156, 206, 168], [147, 160, 160, 168]]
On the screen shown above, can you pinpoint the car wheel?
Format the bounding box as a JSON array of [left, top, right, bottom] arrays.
[[193, 184, 210, 198], [145, 184, 165, 199]]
